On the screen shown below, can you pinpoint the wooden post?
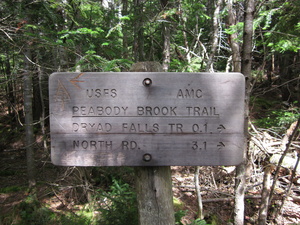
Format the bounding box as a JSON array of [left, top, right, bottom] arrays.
[[135, 167, 174, 225], [130, 62, 175, 225]]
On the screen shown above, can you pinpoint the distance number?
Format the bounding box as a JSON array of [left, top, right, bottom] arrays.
[[192, 141, 207, 150]]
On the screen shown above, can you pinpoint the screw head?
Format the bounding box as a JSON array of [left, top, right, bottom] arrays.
[[143, 153, 152, 162], [143, 78, 152, 87]]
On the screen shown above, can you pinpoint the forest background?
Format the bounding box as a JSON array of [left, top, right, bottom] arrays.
[[0, 0, 299, 224]]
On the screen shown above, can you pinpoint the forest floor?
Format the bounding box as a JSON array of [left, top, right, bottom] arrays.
[[1, 143, 300, 224]]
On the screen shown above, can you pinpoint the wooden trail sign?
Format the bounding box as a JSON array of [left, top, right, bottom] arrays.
[[49, 72, 245, 166]]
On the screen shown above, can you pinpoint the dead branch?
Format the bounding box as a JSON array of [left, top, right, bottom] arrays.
[[269, 118, 300, 221], [275, 152, 300, 218], [194, 166, 204, 219], [202, 195, 283, 203]]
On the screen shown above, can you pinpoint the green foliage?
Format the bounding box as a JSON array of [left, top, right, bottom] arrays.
[[96, 179, 138, 225], [59, 27, 104, 38], [175, 210, 187, 225], [102, 59, 133, 72], [0, 185, 25, 193], [57, 211, 93, 225], [175, 209, 211, 225], [268, 38, 300, 53], [75, 51, 133, 72], [256, 0, 300, 53], [225, 22, 244, 42], [5, 195, 94, 225], [190, 218, 211, 225], [173, 196, 185, 211], [170, 57, 205, 72], [18, 197, 52, 225], [273, 108, 299, 128], [254, 106, 300, 132]]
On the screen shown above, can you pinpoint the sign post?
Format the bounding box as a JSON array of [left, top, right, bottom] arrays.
[[49, 65, 245, 225], [49, 72, 245, 166], [131, 61, 175, 225]]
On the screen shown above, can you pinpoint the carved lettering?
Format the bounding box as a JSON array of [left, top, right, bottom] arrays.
[[73, 140, 112, 150], [192, 123, 208, 133], [121, 141, 140, 150], [73, 123, 112, 132], [72, 106, 128, 116], [97, 123, 112, 132], [186, 107, 219, 116], [86, 88, 117, 98], [192, 141, 207, 150], [168, 123, 183, 133], [177, 89, 202, 98], [137, 106, 177, 116], [122, 123, 159, 133]]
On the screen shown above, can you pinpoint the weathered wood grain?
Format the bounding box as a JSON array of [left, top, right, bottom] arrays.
[[49, 72, 245, 166]]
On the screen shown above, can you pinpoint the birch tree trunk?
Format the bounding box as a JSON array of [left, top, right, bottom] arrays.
[[161, 0, 170, 72], [195, 166, 204, 220], [206, 0, 223, 72], [162, 23, 170, 72], [234, 0, 255, 224], [24, 45, 36, 189], [37, 60, 48, 153]]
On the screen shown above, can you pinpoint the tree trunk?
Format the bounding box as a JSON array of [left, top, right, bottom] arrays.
[[234, 0, 255, 224], [24, 46, 36, 189], [162, 22, 170, 72], [122, 0, 129, 59], [161, 0, 170, 71], [227, 0, 241, 72], [234, 161, 246, 225], [194, 166, 204, 220], [4, 54, 17, 124], [37, 61, 48, 153], [206, 0, 223, 72], [241, 0, 255, 77], [133, 0, 145, 62], [178, 0, 190, 64], [131, 61, 175, 225], [258, 165, 274, 225]]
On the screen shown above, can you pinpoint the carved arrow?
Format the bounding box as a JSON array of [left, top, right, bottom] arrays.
[[217, 142, 225, 150], [217, 124, 226, 133], [70, 73, 85, 89]]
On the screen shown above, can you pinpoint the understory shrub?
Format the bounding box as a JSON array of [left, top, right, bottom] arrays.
[[96, 179, 138, 225]]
